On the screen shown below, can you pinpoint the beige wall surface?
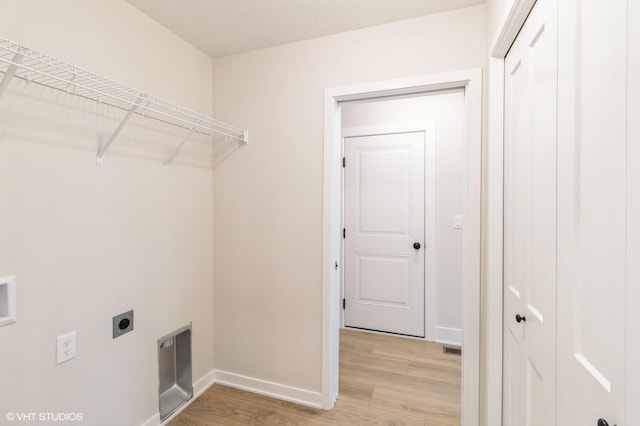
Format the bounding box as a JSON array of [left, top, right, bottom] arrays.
[[211, 5, 486, 395], [0, 1, 215, 425], [487, 0, 516, 43]]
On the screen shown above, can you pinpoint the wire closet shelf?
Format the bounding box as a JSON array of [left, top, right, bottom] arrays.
[[0, 36, 248, 167]]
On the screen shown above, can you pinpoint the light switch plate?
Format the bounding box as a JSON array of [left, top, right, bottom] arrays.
[[453, 215, 463, 229]]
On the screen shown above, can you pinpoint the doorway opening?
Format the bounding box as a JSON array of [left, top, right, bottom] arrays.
[[322, 69, 482, 426], [341, 89, 464, 343]]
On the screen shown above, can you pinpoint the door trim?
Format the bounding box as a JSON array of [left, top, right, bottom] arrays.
[[322, 69, 482, 426], [486, 1, 538, 425], [341, 122, 436, 340], [491, 0, 538, 57]]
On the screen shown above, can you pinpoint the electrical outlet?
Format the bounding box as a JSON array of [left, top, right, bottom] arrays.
[[56, 331, 76, 365], [112, 310, 134, 338]]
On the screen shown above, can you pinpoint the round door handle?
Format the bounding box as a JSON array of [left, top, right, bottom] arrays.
[[515, 314, 526, 323], [413, 242, 421, 250]]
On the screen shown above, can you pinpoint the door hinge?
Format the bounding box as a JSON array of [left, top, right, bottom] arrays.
[[343, 298, 346, 310], [343, 228, 346, 239], [342, 157, 345, 168]]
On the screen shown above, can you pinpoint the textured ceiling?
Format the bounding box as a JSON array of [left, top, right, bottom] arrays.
[[127, 0, 485, 58]]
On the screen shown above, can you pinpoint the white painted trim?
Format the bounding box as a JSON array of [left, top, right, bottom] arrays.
[[491, 0, 538, 57], [322, 87, 341, 409], [340, 122, 433, 138], [142, 369, 216, 426], [323, 69, 482, 426], [484, 56, 506, 426], [0, 275, 17, 327], [435, 326, 462, 346], [460, 68, 482, 426], [424, 122, 437, 343], [142, 411, 159, 425], [485, 1, 537, 425], [213, 370, 323, 409]]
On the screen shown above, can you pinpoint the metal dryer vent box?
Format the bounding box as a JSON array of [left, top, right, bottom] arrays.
[[158, 324, 192, 421]]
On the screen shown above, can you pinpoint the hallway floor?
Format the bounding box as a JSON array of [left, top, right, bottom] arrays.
[[169, 328, 461, 425]]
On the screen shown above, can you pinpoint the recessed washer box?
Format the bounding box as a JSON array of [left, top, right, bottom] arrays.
[[0, 275, 17, 327]]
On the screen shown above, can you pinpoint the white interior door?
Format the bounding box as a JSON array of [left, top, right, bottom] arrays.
[[503, 0, 557, 424], [556, 1, 629, 425], [344, 128, 425, 337]]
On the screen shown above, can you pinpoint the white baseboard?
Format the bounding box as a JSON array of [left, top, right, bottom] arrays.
[[141, 369, 216, 426], [213, 369, 323, 409], [435, 326, 462, 346]]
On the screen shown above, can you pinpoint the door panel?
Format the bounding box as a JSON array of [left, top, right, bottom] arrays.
[[356, 254, 411, 307], [356, 147, 412, 238], [344, 130, 425, 337], [556, 0, 628, 424], [503, 326, 524, 425], [503, 0, 557, 424]]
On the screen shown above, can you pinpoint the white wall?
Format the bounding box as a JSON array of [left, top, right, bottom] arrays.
[[211, 5, 486, 400], [487, 0, 516, 43], [0, 1, 215, 425], [341, 91, 465, 344]]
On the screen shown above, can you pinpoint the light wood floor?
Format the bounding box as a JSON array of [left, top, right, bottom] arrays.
[[169, 328, 461, 425]]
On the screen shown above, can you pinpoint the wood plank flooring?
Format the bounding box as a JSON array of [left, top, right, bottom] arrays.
[[169, 329, 461, 425]]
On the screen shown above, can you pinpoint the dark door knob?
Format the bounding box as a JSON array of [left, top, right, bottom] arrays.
[[597, 419, 616, 426], [413, 242, 421, 250], [515, 314, 526, 323]]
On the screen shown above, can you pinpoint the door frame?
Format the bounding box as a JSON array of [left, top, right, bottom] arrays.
[[322, 68, 482, 425], [341, 122, 436, 340], [485, 1, 538, 425]]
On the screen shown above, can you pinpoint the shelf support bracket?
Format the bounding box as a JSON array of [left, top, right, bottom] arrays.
[[162, 122, 200, 169], [0, 50, 24, 102], [65, 66, 77, 94], [97, 94, 146, 164]]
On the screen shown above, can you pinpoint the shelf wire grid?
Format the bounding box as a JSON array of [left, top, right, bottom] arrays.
[[0, 37, 246, 142]]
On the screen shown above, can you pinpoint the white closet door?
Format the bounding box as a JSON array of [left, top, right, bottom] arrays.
[[502, 0, 557, 424], [556, 0, 629, 425]]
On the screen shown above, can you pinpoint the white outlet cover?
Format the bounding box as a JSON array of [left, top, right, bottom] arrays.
[[56, 331, 77, 365], [0, 275, 17, 327]]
